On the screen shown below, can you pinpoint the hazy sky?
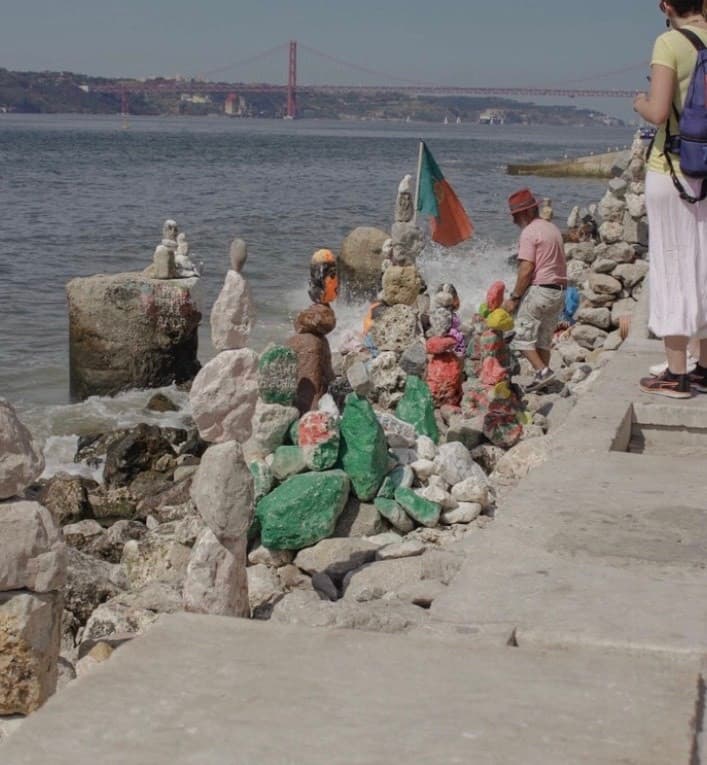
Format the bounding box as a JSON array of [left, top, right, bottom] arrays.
[[1, 1, 666, 118]]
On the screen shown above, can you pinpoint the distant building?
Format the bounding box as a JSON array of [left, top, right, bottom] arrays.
[[224, 93, 247, 116], [479, 109, 506, 125], [180, 93, 212, 105]]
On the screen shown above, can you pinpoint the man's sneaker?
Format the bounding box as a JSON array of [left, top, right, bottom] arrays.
[[649, 355, 697, 377], [689, 363, 707, 393], [639, 370, 692, 399], [525, 367, 555, 393]]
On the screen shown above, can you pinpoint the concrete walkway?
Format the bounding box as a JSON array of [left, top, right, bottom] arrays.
[[3, 314, 706, 764]]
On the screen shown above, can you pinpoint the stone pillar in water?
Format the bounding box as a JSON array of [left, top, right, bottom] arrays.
[[66, 272, 202, 401]]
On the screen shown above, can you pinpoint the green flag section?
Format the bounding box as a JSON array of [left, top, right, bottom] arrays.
[[417, 141, 474, 247]]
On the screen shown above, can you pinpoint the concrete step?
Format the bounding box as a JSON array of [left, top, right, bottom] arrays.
[[1, 615, 701, 765]]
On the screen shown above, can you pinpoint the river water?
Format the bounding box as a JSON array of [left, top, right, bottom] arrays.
[[0, 113, 632, 470]]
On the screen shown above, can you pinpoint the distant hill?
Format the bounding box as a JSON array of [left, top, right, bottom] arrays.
[[0, 68, 625, 126]]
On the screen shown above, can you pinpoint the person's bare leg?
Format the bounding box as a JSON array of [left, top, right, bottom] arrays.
[[664, 335, 688, 374], [537, 347, 551, 367], [521, 349, 546, 371], [688, 337, 700, 360]]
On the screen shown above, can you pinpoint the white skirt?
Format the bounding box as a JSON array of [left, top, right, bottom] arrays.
[[646, 170, 707, 338]]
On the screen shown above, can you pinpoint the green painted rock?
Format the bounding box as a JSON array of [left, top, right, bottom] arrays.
[[256, 470, 350, 550], [271, 445, 306, 481], [396, 376, 439, 443], [298, 411, 340, 471], [395, 487, 441, 527], [373, 497, 415, 533], [249, 460, 274, 502], [340, 394, 388, 500], [377, 465, 414, 500], [288, 418, 300, 446], [258, 346, 298, 405]]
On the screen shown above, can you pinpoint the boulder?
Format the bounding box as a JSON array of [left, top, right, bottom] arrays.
[[102, 424, 176, 488], [441, 503, 482, 525], [572, 324, 608, 350], [247, 564, 284, 616], [588, 272, 623, 296], [66, 272, 201, 401], [37, 474, 93, 525], [65, 547, 126, 623], [376, 412, 417, 449], [190, 441, 254, 545], [210, 270, 254, 351], [491, 435, 551, 484], [294, 538, 379, 581], [333, 497, 386, 538], [434, 441, 483, 487], [183, 529, 249, 617], [271, 445, 307, 481], [0, 501, 66, 593], [450, 475, 490, 507], [81, 582, 182, 644], [340, 394, 389, 501], [381, 265, 424, 306], [399, 339, 427, 378], [189, 348, 259, 444], [368, 352, 407, 408], [120, 524, 192, 591], [255, 470, 350, 551], [339, 226, 389, 300], [614, 261, 648, 289], [377, 465, 415, 500], [0, 591, 62, 715], [575, 307, 612, 331], [598, 221, 624, 244], [0, 399, 45, 500], [369, 304, 419, 353]]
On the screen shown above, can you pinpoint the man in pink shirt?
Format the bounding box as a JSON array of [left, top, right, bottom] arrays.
[[502, 188, 567, 392]]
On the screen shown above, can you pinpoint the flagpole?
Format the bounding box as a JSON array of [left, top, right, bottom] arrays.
[[413, 139, 424, 225]]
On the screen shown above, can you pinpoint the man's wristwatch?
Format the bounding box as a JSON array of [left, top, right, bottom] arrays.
[[510, 292, 522, 301]]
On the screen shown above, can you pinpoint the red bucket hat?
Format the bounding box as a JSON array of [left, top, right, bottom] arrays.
[[508, 188, 539, 216]]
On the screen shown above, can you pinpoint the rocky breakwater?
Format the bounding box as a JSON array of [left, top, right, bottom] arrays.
[[67, 220, 202, 401], [560, 134, 649, 363], [0, 399, 65, 718]]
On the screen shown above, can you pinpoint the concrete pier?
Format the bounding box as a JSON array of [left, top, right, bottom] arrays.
[[3, 293, 706, 764]]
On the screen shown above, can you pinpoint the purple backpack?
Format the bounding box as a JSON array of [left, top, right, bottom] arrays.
[[664, 28, 707, 203]]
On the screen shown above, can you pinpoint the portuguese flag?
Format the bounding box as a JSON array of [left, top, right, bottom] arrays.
[[416, 141, 474, 247]]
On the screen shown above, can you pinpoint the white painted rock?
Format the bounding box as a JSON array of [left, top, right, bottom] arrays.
[[0, 399, 45, 500], [0, 501, 66, 593], [251, 401, 300, 455], [183, 529, 249, 617], [434, 442, 483, 487], [415, 435, 437, 461], [189, 348, 259, 443], [451, 476, 490, 508], [190, 441, 254, 545], [411, 459, 436, 481], [441, 502, 482, 525], [210, 270, 255, 352]]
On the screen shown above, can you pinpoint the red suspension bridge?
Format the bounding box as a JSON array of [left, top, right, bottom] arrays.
[[92, 41, 644, 118]]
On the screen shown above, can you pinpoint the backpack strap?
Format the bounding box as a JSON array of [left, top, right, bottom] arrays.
[[661, 28, 707, 204]]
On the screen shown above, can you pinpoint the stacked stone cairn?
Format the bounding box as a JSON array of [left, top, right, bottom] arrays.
[[561, 133, 649, 361], [0, 399, 65, 716], [186, 238, 258, 616]]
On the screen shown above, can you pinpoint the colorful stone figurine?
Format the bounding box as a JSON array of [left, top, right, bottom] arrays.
[[308, 249, 339, 305], [287, 303, 336, 414], [462, 282, 523, 449], [426, 335, 463, 408]]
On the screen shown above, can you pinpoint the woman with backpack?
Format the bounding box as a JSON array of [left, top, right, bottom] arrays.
[[633, 0, 707, 398]]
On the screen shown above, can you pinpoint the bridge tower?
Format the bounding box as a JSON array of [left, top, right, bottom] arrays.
[[286, 40, 297, 119]]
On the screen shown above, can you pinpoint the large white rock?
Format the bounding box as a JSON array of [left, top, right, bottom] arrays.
[[0, 501, 66, 593], [434, 442, 484, 487], [183, 529, 249, 617], [0, 591, 62, 715], [210, 270, 255, 352], [190, 441, 254, 545], [189, 348, 259, 443], [0, 399, 45, 500]]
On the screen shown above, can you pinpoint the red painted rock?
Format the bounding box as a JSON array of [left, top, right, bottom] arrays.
[[480, 357, 508, 386], [486, 281, 506, 311]]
